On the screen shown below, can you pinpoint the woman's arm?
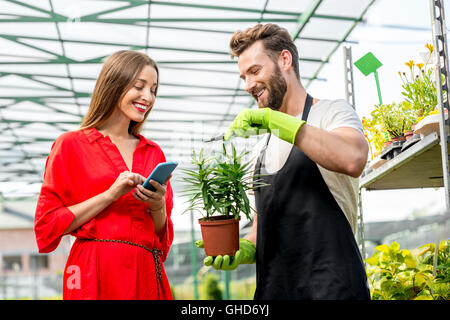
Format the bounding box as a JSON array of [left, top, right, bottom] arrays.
[[133, 174, 171, 235], [148, 204, 167, 236]]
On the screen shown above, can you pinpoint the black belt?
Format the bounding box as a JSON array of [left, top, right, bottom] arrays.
[[81, 238, 163, 299]]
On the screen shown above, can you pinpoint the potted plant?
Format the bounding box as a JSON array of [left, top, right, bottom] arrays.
[[363, 43, 442, 161], [371, 101, 416, 143], [399, 43, 438, 123], [370, 102, 417, 160], [181, 142, 266, 257]]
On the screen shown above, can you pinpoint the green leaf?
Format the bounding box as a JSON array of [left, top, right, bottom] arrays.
[[180, 141, 269, 220], [366, 254, 380, 266], [376, 244, 390, 253], [413, 295, 433, 300]]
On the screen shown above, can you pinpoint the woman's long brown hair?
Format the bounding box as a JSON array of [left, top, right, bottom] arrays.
[[80, 50, 159, 135]]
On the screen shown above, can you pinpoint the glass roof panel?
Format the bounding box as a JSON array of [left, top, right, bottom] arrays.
[[265, 0, 311, 13], [0, 37, 57, 61], [296, 38, 339, 60], [149, 4, 262, 20], [300, 17, 355, 40], [160, 0, 267, 10], [0, 0, 377, 198], [0, 22, 58, 38], [51, 0, 126, 18], [0, 1, 50, 17], [316, 0, 373, 18]]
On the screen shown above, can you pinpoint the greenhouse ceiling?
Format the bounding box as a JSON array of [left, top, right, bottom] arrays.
[[0, 0, 376, 198]]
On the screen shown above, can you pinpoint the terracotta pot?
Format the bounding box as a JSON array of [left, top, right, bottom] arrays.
[[392, 136, 406, 142], [198, 215, 240, 256], [404, 130, 414, 140], [384, 140, 393, 148]]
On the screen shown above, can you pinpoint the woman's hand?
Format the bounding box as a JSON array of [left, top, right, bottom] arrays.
[[107, 171, 144, 201], [133, 174, 171, 213], [133, 174, 172, 235], [64, 171, 143, 235]]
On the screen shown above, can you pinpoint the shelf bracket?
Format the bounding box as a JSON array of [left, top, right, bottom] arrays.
[[343, 46, 356, 109], [429, 0, 450, 277], [430, 0, 450, 210], [343, 46, 366, 258]]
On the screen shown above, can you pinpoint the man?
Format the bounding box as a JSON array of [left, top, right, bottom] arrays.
[[197, 23, 370, 300]]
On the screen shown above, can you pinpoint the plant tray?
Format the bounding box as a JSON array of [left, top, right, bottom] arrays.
[[368, 155, 386, 170], [401, 134, 421, 152], [380, 140, 404, 160]]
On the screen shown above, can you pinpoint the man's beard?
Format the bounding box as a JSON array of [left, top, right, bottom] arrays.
[[258, 65, 287, 111]]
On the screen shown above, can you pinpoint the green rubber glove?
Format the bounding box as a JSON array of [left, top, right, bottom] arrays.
[[224, 108, 306, 144], [195, 239, 256, 271]]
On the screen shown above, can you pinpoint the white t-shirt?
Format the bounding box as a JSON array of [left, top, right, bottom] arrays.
[[249, 99, 364, 234]]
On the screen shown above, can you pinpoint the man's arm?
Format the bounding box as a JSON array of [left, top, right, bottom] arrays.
[[294, 125, 368, 178], [225, 108, 368, 178]]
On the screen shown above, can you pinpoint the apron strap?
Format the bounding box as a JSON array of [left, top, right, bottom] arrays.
[[258, 93, 314, 173], [301, 93, 314, 122]]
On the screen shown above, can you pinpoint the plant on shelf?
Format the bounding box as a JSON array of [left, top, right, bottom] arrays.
[[361, 43, 444, 161], [399, 43, 440, 121], [365, 240, 449, 300], [181, 142, 267, 257], [370, 101, 416, 141], [362, 116, 385, 160], [200, 273, 223, 300]]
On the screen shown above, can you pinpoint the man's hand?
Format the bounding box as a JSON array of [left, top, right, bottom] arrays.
[[224, 108, 306, 144], [195, 239, 256, 271]]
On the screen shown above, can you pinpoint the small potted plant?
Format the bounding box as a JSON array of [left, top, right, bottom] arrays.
[[371, 102, 416, 160], [399, 43, 438, 124], [371, 102, 415, 142], [181, 142, 266, 257]]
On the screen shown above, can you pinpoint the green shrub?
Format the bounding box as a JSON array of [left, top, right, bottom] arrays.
[[200, 273, 223, 300], [365, 240, 449, 300]]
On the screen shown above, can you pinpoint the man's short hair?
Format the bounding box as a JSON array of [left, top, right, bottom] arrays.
[[229, 23, 300, 79]]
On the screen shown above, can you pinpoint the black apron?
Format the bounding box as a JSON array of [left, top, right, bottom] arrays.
[[253, 94, 370, 300]]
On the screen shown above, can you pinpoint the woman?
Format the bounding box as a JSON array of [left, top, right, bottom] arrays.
[[34, 50, 174, 300]]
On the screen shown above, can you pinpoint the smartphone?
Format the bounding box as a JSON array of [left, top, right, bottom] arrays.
[[142, 161, 178, 191]]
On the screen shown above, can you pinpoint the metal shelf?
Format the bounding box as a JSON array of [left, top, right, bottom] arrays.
[[360, 132, 445, 190], [352, 1, 450, 262]]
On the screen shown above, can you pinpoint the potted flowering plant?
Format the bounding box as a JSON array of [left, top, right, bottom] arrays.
[[181, 142, 266, 257], [368, 102, 416, 160], [363, 43, 442, 162], [399, 43, 440, 129], [371, 101, 416, 142]]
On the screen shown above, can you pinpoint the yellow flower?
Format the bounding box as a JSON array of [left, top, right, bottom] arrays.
[[425, 43, 434, 52], [416, 63, 424, 69], [405, 60, 415, 68]]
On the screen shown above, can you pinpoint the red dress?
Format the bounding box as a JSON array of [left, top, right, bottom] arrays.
[[34, 128, 174, 300]]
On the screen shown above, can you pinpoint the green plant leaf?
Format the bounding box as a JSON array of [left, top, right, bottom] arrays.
[[375, 244, 390, 253]]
